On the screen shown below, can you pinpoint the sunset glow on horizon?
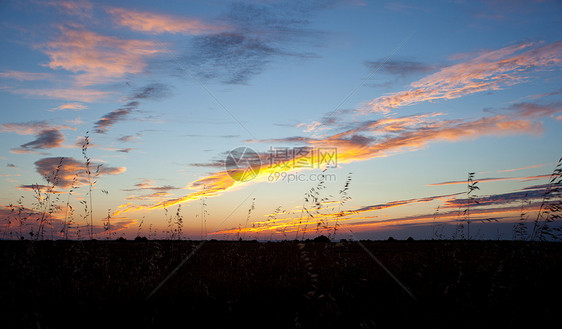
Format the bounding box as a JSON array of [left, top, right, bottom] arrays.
[[1, 0, 561, 240]]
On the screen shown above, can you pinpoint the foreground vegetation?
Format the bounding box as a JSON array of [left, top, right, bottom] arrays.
[[1, 239, 560, 328]]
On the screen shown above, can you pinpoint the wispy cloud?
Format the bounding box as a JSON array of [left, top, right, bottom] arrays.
[[0, 121, 74, 135], [117, 134, 141, 143], [189, 160, 226, 168], [122, 179, 181, 192], [43, 0, 93, 17], [42, 27, 163, 86], [94, 105, 136, 134], [498, 163, 551, 173], [50, 103, 87, 111], [182, 1, 323, 84], [385, 2, 431, 13], [260, 113, 543, 163], [345, 185, 556, 232], [505, 101, 562, 118], [365, 59, 438, 77], [361, 42, 562, 114], [428, 174, 551, 186], [130, 83, 170, 100], [441, 189, 546, 209], [107, 7, 228, 35], [65, 117, 84, 126], [11, 88, 114, 102], [94, 83, 169, 134], [186, 32, 279, 84], [125, 191, 173, 201], [0, 71, 52, 81], [353, 193, 463, 213]]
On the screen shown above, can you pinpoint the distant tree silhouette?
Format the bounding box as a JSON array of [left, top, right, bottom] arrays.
[[313, 235, 330, 242]]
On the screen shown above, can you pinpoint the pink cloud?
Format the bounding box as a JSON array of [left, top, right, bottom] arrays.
[[42, 27, 164, 86], [50, 103, 88, 111], [361, 42, 562, 114], [107, 7, 229, 35]]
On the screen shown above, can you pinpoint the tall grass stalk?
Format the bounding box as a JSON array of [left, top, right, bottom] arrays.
[[513, 193, 530, 240], [62, 174, 79, 240], [530, 157, 562, 241], [81, 133, 102, 239], [241, 197, 255, 240], [465, 172, 479, 240], [330, 172, 352, 240], [35, 157, 63, 240]]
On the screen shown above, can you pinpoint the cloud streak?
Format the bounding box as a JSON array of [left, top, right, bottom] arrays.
[[94, 105, 136, 134], [353, 193, 463, 213], [0, 71, 52, 81], [365, 59, 438, 77], [11, 88, 114, 102], [94, 83, 169, 134], [498, 163, 551, 172], [107, 7, 228, 35], [428, 174, 552, 186]]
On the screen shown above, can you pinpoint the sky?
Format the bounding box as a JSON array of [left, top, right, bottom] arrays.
[[0, 0, 561, 241]]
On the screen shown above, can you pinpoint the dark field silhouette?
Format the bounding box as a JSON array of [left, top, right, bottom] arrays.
[[1, 240, 561, 328]]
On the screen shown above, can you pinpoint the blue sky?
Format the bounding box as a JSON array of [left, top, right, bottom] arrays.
[[0, 0, 561, 240]]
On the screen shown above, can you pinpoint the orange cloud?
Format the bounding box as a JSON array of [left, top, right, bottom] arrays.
[[42, 27, 164, 86], [107, 8, 228, 35], [307, 115, 542, 163], [361, 42, 562, 114], [498, 163, 550, 172]]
